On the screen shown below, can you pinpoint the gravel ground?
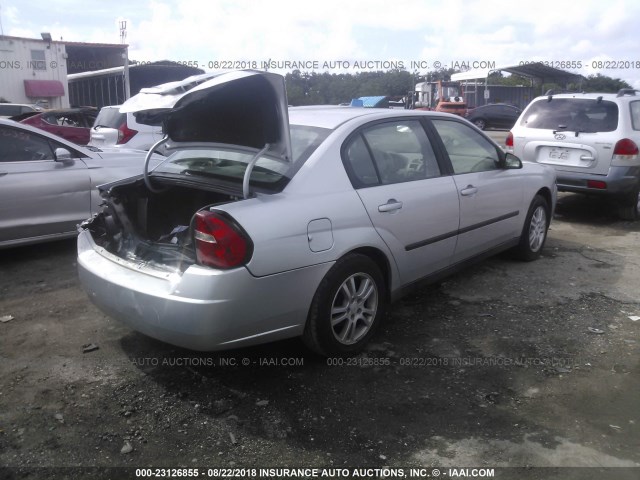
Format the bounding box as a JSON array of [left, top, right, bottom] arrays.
[[1, 192, 639, 480]]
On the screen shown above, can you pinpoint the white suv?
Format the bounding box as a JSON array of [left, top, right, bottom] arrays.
[[506, 89, 640, 219], [89, 105, 164, 152]]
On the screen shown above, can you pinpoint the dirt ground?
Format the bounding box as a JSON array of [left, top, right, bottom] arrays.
[[1, 192, 639, 480]]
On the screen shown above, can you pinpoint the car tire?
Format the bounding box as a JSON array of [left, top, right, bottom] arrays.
[[513, 194, 549, 261], [474, 119, 486, 130], [303, 254, 386, 356], [617, 186, 640, 221]]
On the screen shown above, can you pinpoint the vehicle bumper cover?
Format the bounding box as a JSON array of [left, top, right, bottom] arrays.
[[555, 166, 640, 196], [77, 230, 332, 351]]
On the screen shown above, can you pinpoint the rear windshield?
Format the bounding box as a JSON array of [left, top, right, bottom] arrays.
[[152, 125, 331, 190], [93, 107, 126, 128], [520, 98, 619, 132]]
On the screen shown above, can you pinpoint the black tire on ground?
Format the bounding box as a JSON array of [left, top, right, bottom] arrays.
[[617, 186, 640, 221], [303, 254, 386, 356], [513, 194, 550, 261]]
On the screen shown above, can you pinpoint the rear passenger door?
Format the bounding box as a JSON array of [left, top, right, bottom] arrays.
[[342, 119, 460, 285], [430, 119, 523, 263]]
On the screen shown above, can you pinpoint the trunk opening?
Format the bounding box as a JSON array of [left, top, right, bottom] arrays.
[[84, 179, 241, 271]]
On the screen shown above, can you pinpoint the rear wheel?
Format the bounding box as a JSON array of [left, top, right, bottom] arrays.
[[513, 194, 549, 261], [617, 186, 640, 221], [303, 254, 386, 356]]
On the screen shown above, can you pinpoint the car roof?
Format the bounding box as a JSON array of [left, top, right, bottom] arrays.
[[0, 103, 39, 108], [41, 108, 97, 115], [532, 92, 636, 102], [288, 106, 457, 129]]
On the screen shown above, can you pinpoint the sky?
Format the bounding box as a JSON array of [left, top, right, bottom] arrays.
[[1, 0, 640, 88]]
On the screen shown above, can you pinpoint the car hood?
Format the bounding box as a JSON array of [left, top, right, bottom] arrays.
[[119, 70, 292, 162]]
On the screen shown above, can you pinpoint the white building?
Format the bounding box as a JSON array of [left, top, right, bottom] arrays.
[[0, 35, 69, 109]]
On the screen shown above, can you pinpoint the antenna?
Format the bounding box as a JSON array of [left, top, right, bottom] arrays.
[[119, 20, 127, 44]]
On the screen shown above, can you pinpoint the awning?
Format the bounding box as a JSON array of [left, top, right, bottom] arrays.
[[451, 63, 583, 85], [24, 80, 65, 97]]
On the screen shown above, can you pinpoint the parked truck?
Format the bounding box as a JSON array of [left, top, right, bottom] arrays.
[[406, 80, 467, 116]]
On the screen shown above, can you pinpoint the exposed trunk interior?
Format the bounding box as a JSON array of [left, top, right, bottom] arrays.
[[84, 178, 241, 271]]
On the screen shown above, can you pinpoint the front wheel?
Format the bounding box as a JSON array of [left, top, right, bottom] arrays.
[[303, 254, 386, 356], [513, 194, 549, 261]]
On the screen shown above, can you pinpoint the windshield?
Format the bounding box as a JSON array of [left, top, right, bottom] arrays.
[[152, 125, 330, 190], [440, 86, 460, 99], [520, 98, 619, 132]]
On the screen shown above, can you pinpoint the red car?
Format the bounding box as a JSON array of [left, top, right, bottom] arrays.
[[18, 108, 97, 145]]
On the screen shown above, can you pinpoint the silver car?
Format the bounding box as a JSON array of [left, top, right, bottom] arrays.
[[77, 71, 557, 356], [0, 118, 161, 248]]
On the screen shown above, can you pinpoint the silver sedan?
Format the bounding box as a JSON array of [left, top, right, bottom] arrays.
[[0, 118, 161, 248], [77, 71, 557, 356]]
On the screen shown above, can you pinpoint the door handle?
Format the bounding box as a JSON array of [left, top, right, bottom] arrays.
[[378, 199, 403, 212], [460, 185, 478, 196], [0, 171, 7, 177], [579, 155, 594, 162]]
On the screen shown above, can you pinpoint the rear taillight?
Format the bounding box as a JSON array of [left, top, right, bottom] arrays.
[[193, 210, 253, 269], [613, 138, 639, 156], [505, 132, 514, 149], [117, 121, 138, 144]]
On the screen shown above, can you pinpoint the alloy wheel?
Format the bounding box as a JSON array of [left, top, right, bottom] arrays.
[[330, 273, 378, 345], [528, 206, 547, 252]]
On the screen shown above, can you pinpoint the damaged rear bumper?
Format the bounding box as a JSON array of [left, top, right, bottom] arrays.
[[77, 229, 332, 351]]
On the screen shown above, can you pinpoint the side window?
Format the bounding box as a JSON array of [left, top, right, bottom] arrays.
[[42, 113, 57, 125], [431, 120, 500, 174], [362, 120, 440, 185], [56, 113, 82, 127], [630, 101, 640, 131], [343, 134, 380, 187], [0, 126, 55, 162]]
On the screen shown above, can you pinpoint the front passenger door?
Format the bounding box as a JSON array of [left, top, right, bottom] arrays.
[[0, 126, 90, 244], [430, 119, 524, 263]]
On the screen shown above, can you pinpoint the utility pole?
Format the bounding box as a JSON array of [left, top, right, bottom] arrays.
[[120, 21, 130, 100]]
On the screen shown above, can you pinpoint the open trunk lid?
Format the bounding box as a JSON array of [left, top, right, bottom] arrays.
[[120, 70, 292, 163], [82, 71, 294, 272]]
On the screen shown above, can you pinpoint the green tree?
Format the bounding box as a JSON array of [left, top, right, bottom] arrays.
[[487, 71, 531, 86], [578, 74, 631, 93]]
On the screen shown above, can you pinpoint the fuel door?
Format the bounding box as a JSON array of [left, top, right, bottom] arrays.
[[307, 218, 333, 253]]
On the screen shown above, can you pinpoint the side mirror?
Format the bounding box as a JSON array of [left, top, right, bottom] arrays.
[[504, 152, 522, 169], [54, 148, 73, 161]]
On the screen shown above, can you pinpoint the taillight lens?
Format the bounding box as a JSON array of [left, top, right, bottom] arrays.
[[117, 121, 138, 144], [613, 138, 639, 156], [505, 132, 514, 148], [193, 210, 253, 269]]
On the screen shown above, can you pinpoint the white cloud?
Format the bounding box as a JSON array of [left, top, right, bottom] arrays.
[[1, 0, 639, 85]]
